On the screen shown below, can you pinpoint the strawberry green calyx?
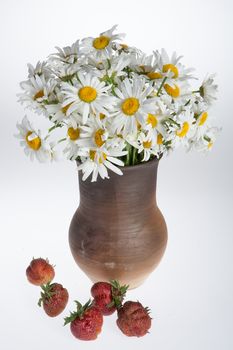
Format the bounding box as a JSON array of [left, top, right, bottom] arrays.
[[135, 300, 151, 315], [108, 280, 129, 309], [38, 282, 56, 307], [144, 306, 151, 315], [64, 299, 92, 326]]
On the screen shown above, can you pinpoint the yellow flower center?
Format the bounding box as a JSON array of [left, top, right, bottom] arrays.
[[99, 152, 107, 163], [89, 150, 107, 163], [136, 120, 141, 130], [93, 36, 110, 50], [121, 97, 140, 116], [67, 127, 80, 141], [139, 65, 146, 72], [176, 122, 189, 137], [61, 102, 72, 115], [143, 141, 152, 149], [198, 112, 208, 126], [164, 84, 180, 98], [33, 90, 44, 100], [89, 150, 96, 161], [25, 131, 41, 150], [78, 86, 97, 103], [162, 64, 179, 78], [157, 133, 163, 145], [94, 129, 105, 147], [147, 114, 158, 128], [208, 141, 213, 149], [99, 113, 106, 120], [147, 71, 163, 80], [120, 43, 128, 49]]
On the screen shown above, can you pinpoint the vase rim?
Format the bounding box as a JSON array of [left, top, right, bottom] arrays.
[[76, 156, 159, 172], [118, 156, 159, 171]]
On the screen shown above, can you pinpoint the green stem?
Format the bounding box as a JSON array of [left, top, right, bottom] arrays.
[[192, 90, 200, 94], [204, 135, 211, 142], [107, 58, 111, 69], [48, 122, 63, 133], [58, 138, 67, 143], [157, 77, 167, 96], [111, 86, 117, 96], [168, 117, 180, 127], [132, 147, 137, 165], [125, 143, 132, 165], [48, 125, 58, 133]]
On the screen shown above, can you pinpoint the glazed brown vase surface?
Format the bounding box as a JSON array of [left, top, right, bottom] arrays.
[[69, 158, 167, 289]]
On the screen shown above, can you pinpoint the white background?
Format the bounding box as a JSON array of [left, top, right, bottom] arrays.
[[1, 0, 233, 349]]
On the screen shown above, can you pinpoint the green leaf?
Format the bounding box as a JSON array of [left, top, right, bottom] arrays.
[[64, 311, 78, 326], [157, 76, 167, 96], [64, 299, 92, 325]]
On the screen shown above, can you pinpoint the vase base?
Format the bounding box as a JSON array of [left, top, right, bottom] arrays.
[[88, 274, 148, 290]]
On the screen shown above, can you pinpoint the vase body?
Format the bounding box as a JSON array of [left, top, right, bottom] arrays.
[[69, 158, 167, 289]]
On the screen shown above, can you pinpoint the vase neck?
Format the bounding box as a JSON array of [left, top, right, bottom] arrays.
[[77, 159, 159, 214]]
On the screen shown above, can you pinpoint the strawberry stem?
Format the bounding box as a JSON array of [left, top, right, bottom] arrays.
[[37, 282, 56, 307], [108, 280, 129, 309], [64, 299, 92, 326]]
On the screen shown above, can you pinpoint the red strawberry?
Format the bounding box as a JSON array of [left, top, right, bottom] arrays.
[[91, 280, 129, 316], [38, 282, 69, 317], [26, 258, 55, 286], [64, 300, 103, 341], [116, 301, 152, 337]]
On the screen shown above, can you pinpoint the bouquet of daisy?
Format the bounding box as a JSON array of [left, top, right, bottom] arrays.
[[16, 25, 219, 181]]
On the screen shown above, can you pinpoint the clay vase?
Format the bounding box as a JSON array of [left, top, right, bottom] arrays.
[[69, 158, 167, 289]]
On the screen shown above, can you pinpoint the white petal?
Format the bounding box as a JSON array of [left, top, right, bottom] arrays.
[[91, 166, 99, 182], [104, 160, 123, 175], [98, 163, 109, 179], [82, 164, 94, 181], [82, 103, 90, 124], [107, 156, 124, 166]]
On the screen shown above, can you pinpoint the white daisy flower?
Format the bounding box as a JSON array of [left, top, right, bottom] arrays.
[[193, 109, 212, 140], [155, 48, 194, 81], [104, 53, 131, 80], [81, 25, 125, 60], [50, 40, 82, 64], [85, 111, 109, 127], [82, 59, 105, 77], [135, 131, 161, 161], [15, 116, 55, 162], [61, 72, 115, 123], [111, 77, 156, 137], [74, 117, 109, 149], [52, 63, 81, 82], [196, 110, 210, 127], [192, 126, 221, 152], [63, 140, 79, 160], [18, 74, 57, 114], [162, 79, 190, 99], [45, 92, 83, 127], [63, 123, 85, 160], [171, 109, 195, 147], [46, 101, 72, 123], [199, 74, 218, 105], [186, 104, 217, 147], [87, 55, 130, 82], [129, 52, 156, 74], [77, 141, 128, 182], [113, 42, 143, 55], [27, 61, 51, 79], [141, 100, 171, 142]]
